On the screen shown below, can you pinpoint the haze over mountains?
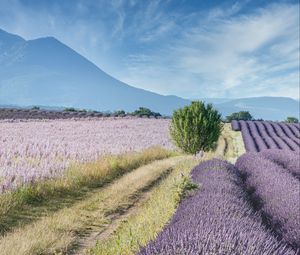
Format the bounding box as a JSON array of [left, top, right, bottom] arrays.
[[0, 29, 299, 120]]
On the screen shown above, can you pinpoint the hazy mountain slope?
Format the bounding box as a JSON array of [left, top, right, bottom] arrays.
[[0, 29, 298, 120], [214, 97, 299, 121], [0, 29, 189, 115]]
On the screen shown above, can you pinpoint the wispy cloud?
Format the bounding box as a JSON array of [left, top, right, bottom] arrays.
[[119, 2, 299, 99], [0, 0, 298, 99]]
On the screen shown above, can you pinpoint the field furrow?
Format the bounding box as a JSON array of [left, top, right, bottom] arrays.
[[136, 159, 296, 255], [236, 153, 300, 248], [234, 120, 300, 152]]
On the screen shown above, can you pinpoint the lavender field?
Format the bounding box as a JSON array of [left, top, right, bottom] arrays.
[[136, 121, 300, 254], [137, 159, 298, 254], [231, 120, 300, 152], [0, 118, 172, 192], [236, 152, 300, 247]]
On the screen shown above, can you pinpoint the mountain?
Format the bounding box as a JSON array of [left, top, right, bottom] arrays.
[[213, 97, 299, 121], [0, 29, 189, 115], [0, 29, 299, 120]]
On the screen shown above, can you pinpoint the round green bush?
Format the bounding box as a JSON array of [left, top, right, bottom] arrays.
[[170, 101, 223, 154]]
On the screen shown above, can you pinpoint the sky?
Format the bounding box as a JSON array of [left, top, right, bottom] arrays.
[[0, 0, 299, 99]]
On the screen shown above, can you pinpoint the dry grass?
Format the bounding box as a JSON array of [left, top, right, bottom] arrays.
[[0, 124, 246, 254], [204, 123, 245, 163], [221, 123, 246, 163], [0, 147, 174, 235], [90, 156, 199, 255], [89, 124, 246, 255], [0, 156, 186, 255]]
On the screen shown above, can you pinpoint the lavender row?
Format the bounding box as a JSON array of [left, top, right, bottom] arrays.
[[236, 153, 300, 248], [263, 121, 297, 151], [233, 120, 300, 152], [137, 159, 296, 255], [260, 149, 300, 179], [269, 122, 300, 147], [287, 123, 300, 138], [231, 120, 240, 131], [239, 121, 259, 152]]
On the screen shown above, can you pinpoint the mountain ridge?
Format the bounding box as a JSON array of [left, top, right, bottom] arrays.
[[0, 28, 299, 120]]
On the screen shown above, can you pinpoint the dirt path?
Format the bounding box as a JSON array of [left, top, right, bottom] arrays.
[[73, 185, 152, 255], [0, 157, 185, 255]]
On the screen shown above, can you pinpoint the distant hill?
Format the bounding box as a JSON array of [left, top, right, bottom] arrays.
[[0, 29, 189, 115], [188, 97, 299, 121], [0, 28, 299, 120], [212, 97, 299, 121]]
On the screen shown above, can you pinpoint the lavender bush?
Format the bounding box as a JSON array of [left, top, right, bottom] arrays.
[[232, 120, 300, 152], [0, 118, 173, 192], [239, 120, 258, 152], [247, 121, 269, 151], [254, 121, 279, 149], [137, 159, 296, 255], [236, 153, 300, 248], [260, 149, 300, 179], [287, 123, 300, 138], [231, 120, 240, 131], [278, 123, 300, 145]]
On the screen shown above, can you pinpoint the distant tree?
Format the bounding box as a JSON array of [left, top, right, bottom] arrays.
[[103, 112, 111, 117], [285, 117, 299, 123], [114, 110, 126, 116], [226, 111, 253, 122], [132, 107, 161, 118], [64, 107, 76, 112], [170, 101, 223, 154], [31, 106, 40, 110]]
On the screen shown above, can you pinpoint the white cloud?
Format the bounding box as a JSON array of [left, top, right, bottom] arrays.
[[119, 2, 299, 99], [0, 1, 299, 99]]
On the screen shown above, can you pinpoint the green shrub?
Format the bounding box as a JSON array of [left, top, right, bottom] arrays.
[[64, 107, 76, 112], [114, 110, 126, 117], [132, 107, 161, 118], [174, 174, 198, 203], [225, 111, 253, 122], [285, 117, 299, 123], [170, 101, 223, 154]]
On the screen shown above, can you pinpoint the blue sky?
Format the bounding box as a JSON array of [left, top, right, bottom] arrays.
[[0, 0, 299, 99]]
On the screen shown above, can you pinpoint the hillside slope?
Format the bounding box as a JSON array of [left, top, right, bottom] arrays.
[[0, 29, 189, 115], [0, 29, 298, 119], [214, 97, 299, 121]]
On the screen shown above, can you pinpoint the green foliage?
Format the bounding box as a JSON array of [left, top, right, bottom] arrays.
[[226, 111, 253, 122], [285, 117, 299, 123], [31, 106, 40, 110], [170, 101, 223, 154], [114, 110, 126, 116], [64, 107, 76, 112], [132, 107, 161, 118], [174, 174, 198, 203]]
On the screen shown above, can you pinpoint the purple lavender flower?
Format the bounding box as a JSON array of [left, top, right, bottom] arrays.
[[137, 159, 297, 255]]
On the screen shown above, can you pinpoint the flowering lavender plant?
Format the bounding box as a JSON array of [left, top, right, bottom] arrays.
[[236, 152, 300, 248], [0, 118, 173, 192], [137, 159, 296, 254], [232, 120, 300, 152]]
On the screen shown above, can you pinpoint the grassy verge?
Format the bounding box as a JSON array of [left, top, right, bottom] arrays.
[[222, 123, 245, 163], [205, 123, 245, 163], [0, 156, 185, 255], [0, 147, 175, 234], [89, 126, 245, 255], [89, 156, 199, 255]]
